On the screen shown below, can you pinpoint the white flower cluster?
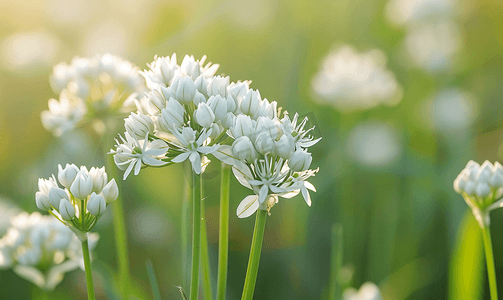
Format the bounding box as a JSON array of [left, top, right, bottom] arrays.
[[112, 53, 321, 217], [454, 160, 503, 226], [42, 54, 147, 136], [111, 54, 234, 177], [0, 212, 99, 290], [311, 45, 403, 112], [343, 282, 382, 300], [36, 164, 118, 237], [385, 0, 460, 73]]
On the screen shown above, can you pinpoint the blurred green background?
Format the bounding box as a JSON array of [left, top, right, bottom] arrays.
[[1, 0, 503, 299]]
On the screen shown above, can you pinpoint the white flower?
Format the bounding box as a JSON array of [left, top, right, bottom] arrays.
[[70, 173, 93, 200], [125, 112, 154, 140], [111, 132, 169, 179], [207, 94, 228, 120], [240, 89, 261, 116], [207, 75, 229, 97], [48, 187, 70, 209], [171, 127, 220, 174], [35, 192, 51, 211], [194, 102, 216, 128], [141, 54, 178, 89], [57, 163, 80, 189], [288, 149, 312, 172], [344, 282, 382, 300], [87, 193, 106, 217], [59, 199, 76, 221], [158, 97, 186, 131], [101, 179, 119, 203], [231, 114, 255, 138], [88, 167, 108, 194], [232, 136, 258, 162], [174, 76, 197, 105]]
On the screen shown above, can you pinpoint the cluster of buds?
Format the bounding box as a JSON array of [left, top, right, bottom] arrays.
[[217, 109, 320, 218], [453, 160, 503, 227], [0, 212, 99, 290], [111, 54, 234, 176], [41, 54, 147, 136], [36, 164, 118, 239], [112, 53, 320, 218]]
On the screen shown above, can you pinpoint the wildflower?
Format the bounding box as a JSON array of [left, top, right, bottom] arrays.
[[343, 282, 382, 300], [36, 165, 118, 237], [0, 212, 99, 290]]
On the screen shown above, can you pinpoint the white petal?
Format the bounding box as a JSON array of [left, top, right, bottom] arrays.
[[134, 160, 142, 175], [212, 145, 239, 166], [232, 165, 252, 189], [258, 185, 269, 205], [172, 152, 191, 163], [191, 153, 202, 174], [301, 187, 312, 206], [198, 144, 220, 155], [123, 161, 135, 180], [143, 156, 168, 166], [304, 181, 316, 192], [236, 195, 259, 218]]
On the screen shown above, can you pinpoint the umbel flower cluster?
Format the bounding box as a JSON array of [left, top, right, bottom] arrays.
[[41, 54, 147, 136], [454, 160, 503, 227], [36, 164, 118, 239], [111, 53, 320, 217], [0, 212, 99, 290]]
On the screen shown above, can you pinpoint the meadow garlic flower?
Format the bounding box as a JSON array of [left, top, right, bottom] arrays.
[[0, 212, 99, 290], [454, 160, 503, 227], [343, 282, 383, 300], [311, 45, 403, 112], [214, 109, 320, 218], [42, 54, 147, 136], [36, 164, 118, 239], [111, 54, 237, 178]]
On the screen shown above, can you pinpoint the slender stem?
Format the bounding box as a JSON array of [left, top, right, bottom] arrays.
[[200, 175, 214, 300], [103, 139, 131, 298], [482, 224, 498, 300], [329, 224, 343, 300], [182, 162, 192, 289], [241, 209, 268, 300], [190, 172, 202, 300], [217, 163, 231, 300], [81, 239, 96, 300]]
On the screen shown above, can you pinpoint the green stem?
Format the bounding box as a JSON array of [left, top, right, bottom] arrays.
[[329, 224, 343, 300], [482, 223, 498, 300], [103, 139, 131, 298], [190, 172, 202, 300], [200, 175, 214, 300], [217, 163, 231, 300], [241, 209, 268, 300], [82, 239, 96, 300], [103, 135, 131, 299], [182, 162, 192, 289]]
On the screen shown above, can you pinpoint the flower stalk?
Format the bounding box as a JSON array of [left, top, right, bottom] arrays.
[[104, 137, 131, 298], [190, 172, 202, 300], [200, 175, 214, 300], [81, 238, 96, 300], [241, 209, 267, 300], [217, 163, 231, 300], [482, 222, 498, 300]]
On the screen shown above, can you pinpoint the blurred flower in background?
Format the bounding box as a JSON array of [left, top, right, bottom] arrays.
[[346, 121, 402, 169], [311, 45, 403, 112], [386, 0, 462, 73], [419, 88, 477, 135], [0, 30, 62, 74], [0, 198, 21, 237], [343, 282, 382, 300], [0, 212, 99, 290]]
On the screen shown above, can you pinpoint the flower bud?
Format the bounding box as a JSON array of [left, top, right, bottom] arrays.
[[70, 173, 93, 199], [180, 55, 201, 78], [101, 179, 119, 203], [59, 199, 76, 221], [87, 193, 107, 217], [147, 89, 167, 115], [241, 89, 260, 116], [194, 75, 207, 97], [175, 76, 196, 104], [38, 176, 58, 195], [476, 182, 491, 198], [453, 175, 467, 194], [125, 112, 154, 140], [207, 95, 228, 120], [490, 170, 503, 188], [159, 98, 185, 131], [89, 167, 108, 193], [274, 134, 295, 159], [49, 186, 70, 208], [232, 114, 254, 138], [221, 112, 235, 129], [232, 136, 257, 161], [209, 123, 223, 139], [194, 102, 215, 128], [35, 191, 51, 211], [226, 94, 237, 113], [193, 90, 206, 106], [464, 180, 476, 196], [254, 132, 274, 155], [228, 81, 250, 102], [207, 75, 229, 97], [160, 86, 176, 100], [254, 99, 276, 119], [476, 161, 493, 182], [58, 163, 80, 189], [288, 149, 312, 172]]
